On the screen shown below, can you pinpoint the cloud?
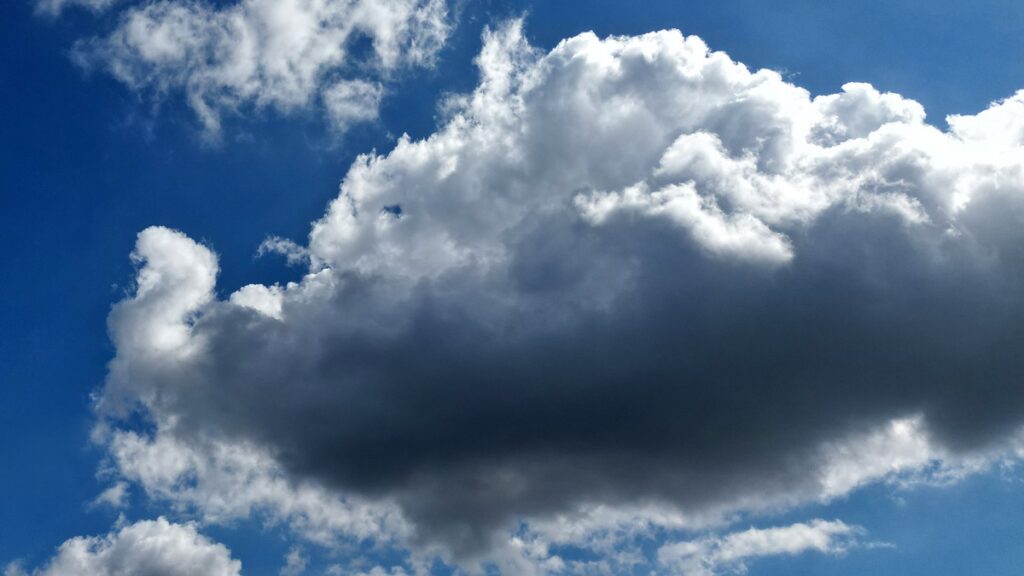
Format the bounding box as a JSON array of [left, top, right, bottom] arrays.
[[657, 520, 862, 576], [323, 80, 385, 134], [257, 235, 313, 267], [69, 0, 450, 137], [330, 568, 410, 576], [96, 19, 1024, 570], [280, 547, 308, 576], [100, 426, 409, 548], [8, 518, 240, 576], [35, 0, 119, 17], [90, 481, 129, 509]]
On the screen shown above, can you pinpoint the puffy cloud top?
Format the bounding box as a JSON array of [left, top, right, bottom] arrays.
[[9, 518, 240, 576], [98, 20, 1024, 570]]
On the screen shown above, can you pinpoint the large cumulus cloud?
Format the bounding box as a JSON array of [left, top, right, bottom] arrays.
[[98, 20, 1024, 568]]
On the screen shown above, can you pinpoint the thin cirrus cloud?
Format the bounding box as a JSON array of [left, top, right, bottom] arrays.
[[83, 17, 1024, 575], [657, 520, 863, 576], [58, 0, 450, 136], [34, 0, 120, 17]]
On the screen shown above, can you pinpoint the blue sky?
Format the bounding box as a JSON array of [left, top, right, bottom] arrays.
[[3, 1, 1024, 575]]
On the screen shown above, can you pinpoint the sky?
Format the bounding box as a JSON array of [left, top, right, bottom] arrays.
[[2, 1, 1024, 575]]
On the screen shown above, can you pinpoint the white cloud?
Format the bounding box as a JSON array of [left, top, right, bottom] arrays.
[[11, 518, 240, 576], [810, 82, 926, 146], [948, 90, 1024, 148], [658, 520, 862, 576], [102, 428, 410, 548], [575, 179, 795, 264], [230, 283, 285, 319], [71, 0, 449, 137], [306, 24, 952, 275], [323, 80, 385, 133], [257, 236, 313, 267], [815, 416, 998, 498], [479, 516, 863, 576], [90, 481, 130, 509], [333, 567, 411, 576], [35, 0, 119, 17], [99, 226, 217, 416], [94, 19, 1024, 572], [280, 547, 308, 576]]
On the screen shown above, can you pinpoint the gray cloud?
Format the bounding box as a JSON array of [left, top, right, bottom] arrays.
[[98, 20, 1024, 566]]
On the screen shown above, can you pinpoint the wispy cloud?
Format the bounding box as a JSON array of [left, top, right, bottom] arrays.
[[61, 0, 450, 138]]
